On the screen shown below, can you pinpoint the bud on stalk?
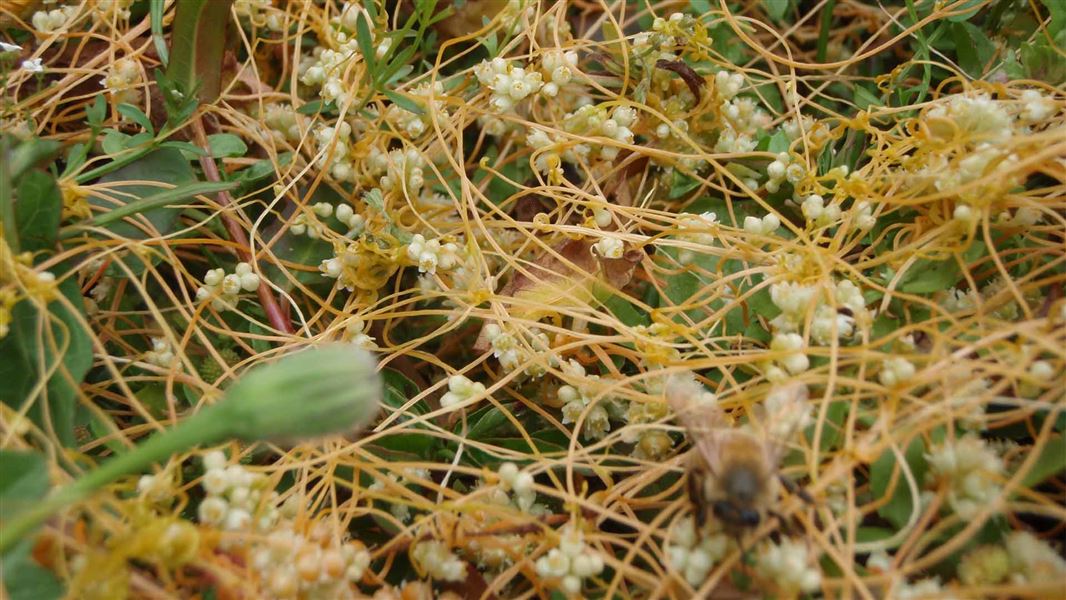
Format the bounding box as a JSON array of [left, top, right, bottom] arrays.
[[0, 345, 381, 554]]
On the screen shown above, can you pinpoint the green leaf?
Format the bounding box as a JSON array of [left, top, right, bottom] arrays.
[[206, 133, 248, 158], [898, 242, 984, 294], [85, 95, 106, 128], [0, 273, 93, 447], [853, 84, 884, 109], [951, 22, 995, 78], [116, 103, 154, 134], [600, 293, 649, 326], [763, 0, 791, 21], [165, 0, 234, 103], [0, 450, 49, 521], [382, 90, 425, 116], [668, 170, 702, 199], [1, 538, 64, 600], [1021, 436, 1066, 488], [150, 0, 169, 65], [6, 138, 62, 182], [82, 180, 235, 231], [354, 10, 377, 76], [86, 148, 196, 274], [14, 170, 61, 253], [945, 0, 984, 22], [870, 438, 927, 530]]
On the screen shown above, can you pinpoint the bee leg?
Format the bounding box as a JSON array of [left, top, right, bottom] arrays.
[[766, 508, 793, 538], [778, 474, 813, 504], [686, 472, 708, 527]]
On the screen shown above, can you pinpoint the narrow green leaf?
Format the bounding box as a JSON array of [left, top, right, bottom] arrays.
[[150, 0, 169, 65], [84, 180, 235, 229], [382, 90, 425, 116], [166, 0, 234, 103], [116, 103, 154, 135], [355, 11, 377, 76]]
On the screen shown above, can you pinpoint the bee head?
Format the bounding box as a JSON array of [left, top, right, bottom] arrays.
[[712, 500, 761, 528]]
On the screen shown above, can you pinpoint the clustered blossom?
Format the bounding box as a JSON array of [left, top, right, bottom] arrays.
[[801, 193, 842, 227], [481, 323, 555, 376], [196, 451, 280, 536], [675, 211, 718, 264], [534, 525, 605, 596], [143, 337, 176, 368], [754, 537, 822, 595], [526, 105, 637, 178], [539, 49, 579, 97], [878, 356, 916, 387], [743, 212, 782, 237], [411, 541, 466, 582], [263, 103, 305, 143], [496, 462, 537, 512], [925, 435, 1004, 520], [196, 262, 260, 310], [32, 5, 80, 33], [476, 58, 545, 113], [664, 516, 729, 586], [407, 234, 461, 275], [558, 359, 612, 440], [312, 121, 356, 182], [100, 57, 141, 104], [764, 152, 807, 193], [372, 147, 426, 193], [341, 317, 377, 350], [768, 276, 870, 347], [440, 374, 485, 408], [385, 81, 449, 138]]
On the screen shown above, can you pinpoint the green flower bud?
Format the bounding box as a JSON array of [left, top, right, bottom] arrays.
[[217, 345, 382, 442]]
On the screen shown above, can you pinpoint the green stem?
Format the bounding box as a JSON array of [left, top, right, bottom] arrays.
[[0, 137, 18, 253], [0, 407, 230, 554]]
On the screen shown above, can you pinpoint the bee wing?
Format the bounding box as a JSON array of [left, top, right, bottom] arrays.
[[753, 381, 810, 466], [665, 372, 726, 475]]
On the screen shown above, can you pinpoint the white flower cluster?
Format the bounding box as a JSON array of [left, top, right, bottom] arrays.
[[481, 323, 554, 376], [540, 49, 579, 97], [411, 540, 466, 582], [93, 0, 134, 20], [878, 356, 916, 387], [137, 470, 173, 504], [558, 359, 612, 440], [385, 81, 449, 138], [475, 58, 544, 113], [925, 435, 1004, 520], [782, 115, 832, 147], [591, 236, 624, 259], [370, 147, 426, 193], [715, 71, 744, 101], [664, 516, 729, 586], [928, 93, 1013, 144], [534, 525, 605, 596], [742, 212, 782, 237], [526, 105, 637, 175], [313, 121, 355, 182], [263, 103, 305, 143], [342, 317, 377, 350], [718, 96, 772, 153], [250, 525, 371, 598], [143, 337, 176, 368], [32, 5, 80, 33], [762, 382, 813, 440], [675, 211, 718, 264], [754, 537, 822, 595], [196, 451, 279, 535], [853, 200, 876, 229], [1004, 531, 1066, 584], [1017, 89, 1056, 123], [299, 37, 363, 106], [801, 193, 842, 227], [440, 374, 485, 409], [765, 152, 806, 193], [496, 462, 536, 512], [768, 332, 810, 379], [100, 57, 141, 104], [769, 278, 869, 346], [367, 469, 427, 523], [196, 262, 261, 310], [407, 234, 461, 275]]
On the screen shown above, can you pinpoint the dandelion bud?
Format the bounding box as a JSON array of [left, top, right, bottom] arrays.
[[217, 345, 382, 443]]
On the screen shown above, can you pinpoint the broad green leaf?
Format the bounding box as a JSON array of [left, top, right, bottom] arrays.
[[0, 450, 49, 520], [206, 133, 248, 158], [600, 293, 650, 327], [6, 138, 62, 182], [383, 90, 425, 116], [870, 438, 927, 529], [14, 170, 61, 253], [763, 0, 791, 21], [1021, 435, 1066, 488], [951, 22, 995, 78], [898, 242, 985, 294], [668, 170, 702, 199], [1, 538, 64, 600], [0, 273, 93, 447], [166, 0, 234, 103], [88, 148, 197, 276]]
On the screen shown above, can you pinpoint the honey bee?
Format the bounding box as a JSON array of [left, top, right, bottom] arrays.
[[666, 374, 810, 533]]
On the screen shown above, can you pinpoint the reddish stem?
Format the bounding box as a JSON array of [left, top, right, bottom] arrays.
[[190, 117, 293, 335]]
